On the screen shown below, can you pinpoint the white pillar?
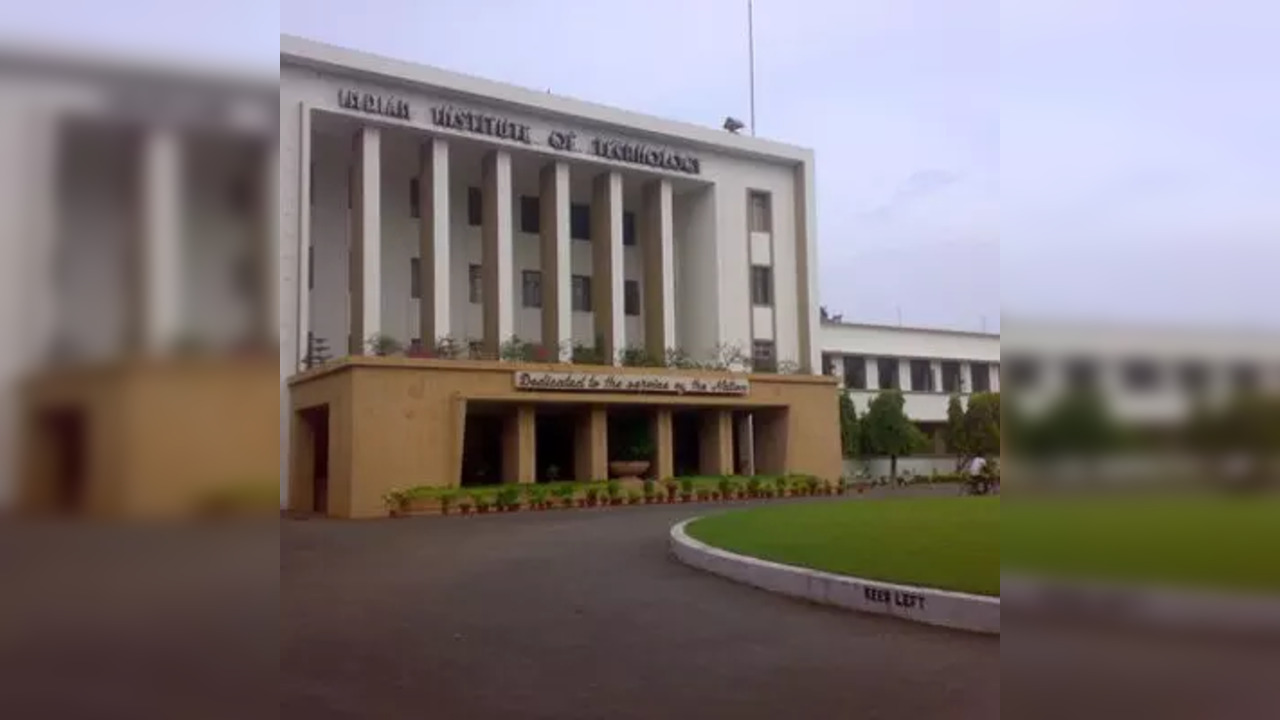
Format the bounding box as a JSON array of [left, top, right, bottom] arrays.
[[866, 357, 880, 389], [142, 128, 184, 354], [418, 137, 450, 344], [931, 360, 943, 393], [642, 178, 674, 359], [591, 171, 624, 363], [897, 359, 911, 392], [961, 362, 974, 395], [348, 126, 382, 354], [259, 142, 279, 350], [539, 162, 571, 360], [990, 363, 1001, 393], [481, 150, 513, 357]]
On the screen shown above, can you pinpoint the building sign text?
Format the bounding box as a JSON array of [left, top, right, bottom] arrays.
[[338, 89, 410, 120], [864, 586, 928, 611], [590, 138, 701, 175], [513, 371, 748, 396], [430, 105, 532, 144]]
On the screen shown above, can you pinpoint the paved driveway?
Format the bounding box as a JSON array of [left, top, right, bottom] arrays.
[[282, 497, 999, 719]]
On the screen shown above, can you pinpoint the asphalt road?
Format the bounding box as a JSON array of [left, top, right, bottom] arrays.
[[282, 495, 999, 719]]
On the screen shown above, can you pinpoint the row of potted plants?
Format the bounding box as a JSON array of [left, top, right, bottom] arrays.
[[384, 474, 853, 518]]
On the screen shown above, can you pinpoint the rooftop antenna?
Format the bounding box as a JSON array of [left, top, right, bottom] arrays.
[[747, 0, 757, 136]]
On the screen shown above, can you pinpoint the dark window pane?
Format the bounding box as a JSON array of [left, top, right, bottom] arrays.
[[409, 178, 420, 218], [522, 270, 542, 308], [468, 264, 482, 304], [750, 266, 773, 306], [1123, 359, 1161, 392], [910, 360, 934, 392], [624, 280, 640, 316], [749, 191, 771, 233], [877, 358, 900, 389], [570, 203, 591, 240], [410, 257, 421, 299], [467, 187, 482, 226], [623, 211, 636, 246], [1064, 358, 1098, 392], [843, 356, 867, 390], [571, 275, 592, 312], [520, 195, 540, 234], [752, 340, 776, 372], [970, 362, 991, 392], [1231, 363, 1259, 393], [942, 361, 961, 393], [1005, 356, 1040, 390]]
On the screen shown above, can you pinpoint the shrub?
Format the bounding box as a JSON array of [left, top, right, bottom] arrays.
[[382, 489, 409, 513], [642, 479, 657, 498], [474, 493, 492, 513], [627, 490, 642, 504], [551, 483, 576, 508], [366, 332, 404, 357], [439, 490, 458, 514], [696, 487, 712, 501], [584, 486, 602, 505], [717, 476, 733, 498], [774, 476, 789, 496], [662, 477, 679, 500], [679, 478, 695, 495], [746, 477, 762, 497], [527, 485, 549, 508]]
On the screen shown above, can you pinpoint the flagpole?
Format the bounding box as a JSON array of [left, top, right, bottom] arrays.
[[748, 0, 756, 136]]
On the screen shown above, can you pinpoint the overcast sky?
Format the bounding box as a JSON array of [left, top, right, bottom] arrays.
[[7, 1, 1279, 334]]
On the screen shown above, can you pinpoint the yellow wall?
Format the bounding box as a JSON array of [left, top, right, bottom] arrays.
[[288, 357, 842, 518]]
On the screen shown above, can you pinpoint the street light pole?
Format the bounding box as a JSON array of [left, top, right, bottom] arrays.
[[748, 0, 756, 136]]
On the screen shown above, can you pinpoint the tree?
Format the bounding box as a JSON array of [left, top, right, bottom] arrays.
[[861, 390, 928, 479], [839, 392, 861, 459], [963, 392, 1002, 463]]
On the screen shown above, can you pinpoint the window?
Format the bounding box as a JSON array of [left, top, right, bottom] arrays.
[[1064, 358, 1098, 392], [1122, 359, 1160, 392], [821, 353, 836, 377], [410, 257, 421, 299], [941, 361, 962, 393], [624, 279, 640, 316], [1005, 356, 1040, 390], [844, 355, 867, 390], [307, 246, 314, 290], [521, 270, 542, 308], [409, 178, 420, 218], [468, 264, 482, 304], [748, 191, 771, 233], [467, 187, 482, 226], [1177, 361, 1209, 394], [877, 358, 900, 390], [910, 360, 934, 392], [570, 203, 591, 240], [1231, 363, 1259, 393], [970, 362, 991, 392], [571, 275, 592, 312], [752, 340, 776, 372], [750, 266, 773, 306], [623, 211, 637, 246], [520, 195, 540, 234]]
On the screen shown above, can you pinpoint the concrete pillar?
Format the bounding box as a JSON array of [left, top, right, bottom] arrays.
[[574, 405, 608, 481], [539, 162, 571, 360], [831, 355, 846, 387], [502, 405, 536, 484], [990, 364, 1001, 392], [960, 362, 973, 394], [931, 360, 943, 393], [641, 178, 674, 359], [142, 127, 184, 354], [736, 413, 756, 476], [897, 360, 911, 392], [754, 409, 788, 475], [651, 407, 674, 480], [866, 357, 880, 390], [418, 137, 451, 344], [591, 171, 624, 363], [481, 150, 514, 357], [348, 126, 382, 354], [699, 409, 734, 476]]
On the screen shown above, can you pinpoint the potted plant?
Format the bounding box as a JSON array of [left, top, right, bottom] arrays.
[[696, 487, 712, 502], [606, 480, 624, 506], [439, 490, 458, 516], [382, 489, 409, 518], [804, 476, 821, 496], [528, 485, 550, 510], [609, 424, 654, 481], [745, 477, 762, 498], [679, 478, 694, 503], [717, 476, 733, 501], [458, 495, 474, 515], [627, 490, 642, 505], [775, 476, 789, 497], [552, 484, 576, 509], [662, 478, 679, 503], [642, 479, 657, 504], [475, 493, 492, 514], [584, 485, 601, 508]]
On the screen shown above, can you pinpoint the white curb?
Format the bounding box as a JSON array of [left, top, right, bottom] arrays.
[[670, 518, 1000, 634]]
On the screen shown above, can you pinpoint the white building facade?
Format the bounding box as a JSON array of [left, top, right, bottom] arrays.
[[279, 35, 822, 380]]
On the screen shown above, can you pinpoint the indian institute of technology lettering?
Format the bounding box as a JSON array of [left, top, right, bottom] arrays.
[[337, 89, 700, 175]]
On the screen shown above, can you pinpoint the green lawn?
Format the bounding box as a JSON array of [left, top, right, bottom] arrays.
[[686, 497, 1001, 596], [1002, 494, 1280, 593]]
